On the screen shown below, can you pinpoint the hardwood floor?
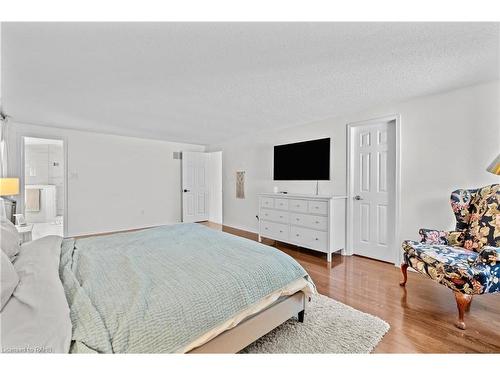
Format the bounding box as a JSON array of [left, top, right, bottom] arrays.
[[203, 222, 500, 353]]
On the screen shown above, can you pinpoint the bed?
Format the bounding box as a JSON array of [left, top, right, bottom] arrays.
[[1, 223, 315, 353]]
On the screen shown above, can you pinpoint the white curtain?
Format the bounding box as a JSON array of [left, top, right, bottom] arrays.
[[0, 116, 8, 177]]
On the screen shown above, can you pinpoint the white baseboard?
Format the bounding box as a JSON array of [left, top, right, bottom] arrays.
[[221, 221, 259, 235]]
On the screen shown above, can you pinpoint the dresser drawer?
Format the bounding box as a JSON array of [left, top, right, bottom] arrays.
[[290, 213, 328, 231], [261, 221, 289, 241], [261, 209, 289, 224], [308, 200, 328, 215], [260, 197, 274, 209], [274, 198, 289, 210], [289, 199, 308, 213], [290, 226, 328, 251]]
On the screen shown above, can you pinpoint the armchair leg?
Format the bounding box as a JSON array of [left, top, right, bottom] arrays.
[[454, 291, 472, 330], [466, 296, 473, 312], [399, 263, 409, 287]]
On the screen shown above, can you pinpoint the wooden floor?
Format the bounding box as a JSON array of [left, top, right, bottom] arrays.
[[203, 222, 500, 353]]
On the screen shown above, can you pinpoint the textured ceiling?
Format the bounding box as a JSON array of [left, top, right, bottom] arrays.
[[1, 22, 499, 145]]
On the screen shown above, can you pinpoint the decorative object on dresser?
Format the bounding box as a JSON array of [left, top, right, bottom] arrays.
[[0, 178, 20, 223], [400, 184, 499, 330], [258, 193, 346, 262]]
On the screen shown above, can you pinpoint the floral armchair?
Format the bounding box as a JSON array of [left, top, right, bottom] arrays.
[[400, 184, 499, 329]]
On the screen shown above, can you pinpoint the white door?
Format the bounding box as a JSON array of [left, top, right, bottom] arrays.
[[182, 152, 210, 223], [351, 120, 396, 263]]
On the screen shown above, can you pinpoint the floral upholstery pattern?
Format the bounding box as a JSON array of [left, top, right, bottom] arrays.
[[419, 229, 448, 244], [463, 184, 499, 251], [419, 228, 465, 247], [402, 241, 499, 294], [402, 184, 500, 296], [450, 188, 477, 231]]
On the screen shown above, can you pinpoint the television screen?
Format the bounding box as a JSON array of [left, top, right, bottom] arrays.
[[273, 138, 330, 180]]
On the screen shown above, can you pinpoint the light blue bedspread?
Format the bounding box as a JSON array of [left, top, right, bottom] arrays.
[[59, 223, 312, 353]]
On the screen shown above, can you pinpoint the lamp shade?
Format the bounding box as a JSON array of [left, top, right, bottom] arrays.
[[0, 178, 20, 196], [487, 154, 500, 175]]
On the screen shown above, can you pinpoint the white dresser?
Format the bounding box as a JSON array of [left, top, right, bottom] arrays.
[[258, 193, 346, 262]]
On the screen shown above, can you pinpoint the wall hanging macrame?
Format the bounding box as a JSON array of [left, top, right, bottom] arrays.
[[236, 171, 245, 199]]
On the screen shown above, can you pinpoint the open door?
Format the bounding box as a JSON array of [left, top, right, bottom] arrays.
[[182, 151, 210, 222]]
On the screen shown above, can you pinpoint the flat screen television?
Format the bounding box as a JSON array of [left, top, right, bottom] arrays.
[[273, 138, 330, 180]]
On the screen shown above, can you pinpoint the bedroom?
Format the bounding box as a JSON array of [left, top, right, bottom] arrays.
[[1, 1, 499, 373]]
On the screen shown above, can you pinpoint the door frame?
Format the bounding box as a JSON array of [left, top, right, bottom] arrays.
[[18, 133, 69, 238], [346, 114, 401, 266]]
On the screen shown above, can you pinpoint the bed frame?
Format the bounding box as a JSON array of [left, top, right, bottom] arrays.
[[189, 291, 306, 353]]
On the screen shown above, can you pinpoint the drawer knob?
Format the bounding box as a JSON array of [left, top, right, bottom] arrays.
[[296, 234, 300, 237], [315, 238, 319, 241], [315, 206, 319, 209], [279, 230, 283, 233], [280, 216, 283, 218], [265, 227, 268, 230], [315, 221, 319, 224]]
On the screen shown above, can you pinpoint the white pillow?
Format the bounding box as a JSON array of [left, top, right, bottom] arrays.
[[0, 219, 21, 260], [1, 249, 19, 310]]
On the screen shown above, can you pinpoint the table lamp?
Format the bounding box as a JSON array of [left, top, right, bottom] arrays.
[[486, 153, 500, 175], [0, 178, 20, 223]]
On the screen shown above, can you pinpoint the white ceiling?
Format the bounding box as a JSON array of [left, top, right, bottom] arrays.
[[2, 22, 499, 145]]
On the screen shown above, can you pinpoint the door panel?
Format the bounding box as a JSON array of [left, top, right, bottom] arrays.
[[360, 203, 370, 243], [377, 151, 387, 192], [352, 121, 396, 263], [377, 204, 388, 245], [182, 152, 210, 222], [360, 153, 371, 192]]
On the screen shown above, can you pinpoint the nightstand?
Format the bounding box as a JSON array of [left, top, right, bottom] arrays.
[[16, 224, 33, 244]]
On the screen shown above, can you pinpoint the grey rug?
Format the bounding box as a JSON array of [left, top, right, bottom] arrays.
[[241, 294, 390, 353]]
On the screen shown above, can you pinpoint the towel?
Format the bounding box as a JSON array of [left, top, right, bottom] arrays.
[[25, 189, 40, 212]]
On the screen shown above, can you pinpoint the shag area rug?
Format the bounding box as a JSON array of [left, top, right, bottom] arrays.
[[241, 294, 390, 353]]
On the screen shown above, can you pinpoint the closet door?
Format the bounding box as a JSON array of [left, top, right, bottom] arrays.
[[182, 152, 209, 222]]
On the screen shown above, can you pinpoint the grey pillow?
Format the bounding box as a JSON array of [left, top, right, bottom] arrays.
[[1, 249, 19, 310], [0, 219, 21, 260]]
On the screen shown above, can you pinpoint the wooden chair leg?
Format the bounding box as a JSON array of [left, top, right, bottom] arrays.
[[399, 263, 409, 287], [466, 296, 473, 312], [454, 291, 472, 330]]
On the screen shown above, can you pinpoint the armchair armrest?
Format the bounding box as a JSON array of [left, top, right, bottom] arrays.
[[419, 228, 465, 246], [473, 246, 500, 267]]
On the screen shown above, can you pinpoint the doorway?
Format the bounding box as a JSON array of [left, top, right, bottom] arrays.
[[21, 136, 66, 239], [346, 115, 400, 264]]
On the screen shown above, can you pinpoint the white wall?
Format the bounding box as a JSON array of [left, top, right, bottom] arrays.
[[7, 122, 205, 237], [207, 151, 223, 224], [207, 81, 500, 250]]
